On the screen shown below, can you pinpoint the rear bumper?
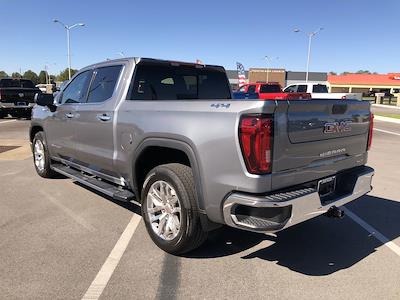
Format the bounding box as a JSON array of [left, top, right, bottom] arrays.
[[0, 103, 34, 111], [222, 166, 374, 232]]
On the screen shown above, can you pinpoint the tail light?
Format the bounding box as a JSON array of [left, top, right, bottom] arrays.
[[367, 113, 374, 150], [239, 115, 273, 174]]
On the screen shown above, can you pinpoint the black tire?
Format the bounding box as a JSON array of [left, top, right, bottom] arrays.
[[141, 163, 207, 255], [32, 131, 57, 178]]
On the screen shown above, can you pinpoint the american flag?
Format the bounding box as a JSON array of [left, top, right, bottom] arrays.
[[236, 62, 246, 87]]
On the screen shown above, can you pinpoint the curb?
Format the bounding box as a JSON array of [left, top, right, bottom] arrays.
[[374, 115, 400, 124], [372, 104, 400, 110]]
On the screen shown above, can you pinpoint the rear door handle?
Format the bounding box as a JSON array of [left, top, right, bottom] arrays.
[[97, 114, 112, 122], [65, 112, 74, 119]]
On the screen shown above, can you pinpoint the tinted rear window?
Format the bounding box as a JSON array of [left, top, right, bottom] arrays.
[[0, 79, 34, 88], [129, 62, 231, 100], [259, 84, 281, 93], [312, 84, 328, 93]]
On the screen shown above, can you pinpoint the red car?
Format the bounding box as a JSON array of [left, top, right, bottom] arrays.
[[237, 82, 311, 100]]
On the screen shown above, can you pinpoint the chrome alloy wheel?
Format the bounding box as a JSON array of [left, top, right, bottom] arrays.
[[34, 139, 45, 172], [147, 180, 182, 241]]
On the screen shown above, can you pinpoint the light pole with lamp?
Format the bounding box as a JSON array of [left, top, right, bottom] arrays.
[[53, 19, 85, 80], [264, 56, 279, 83], [294, 27, 323, 82]]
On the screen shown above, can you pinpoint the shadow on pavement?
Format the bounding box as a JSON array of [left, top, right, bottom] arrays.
[[187, 195, 400, 276]]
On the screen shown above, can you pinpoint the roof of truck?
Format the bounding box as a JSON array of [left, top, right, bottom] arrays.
[[84, 57, 225, 70]]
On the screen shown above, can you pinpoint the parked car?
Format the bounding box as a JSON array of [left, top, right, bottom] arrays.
[[283, 82, 362, 100], [236, 82, 311, 100], [0, 78, 41, 118], [30, 58, 374, 254]]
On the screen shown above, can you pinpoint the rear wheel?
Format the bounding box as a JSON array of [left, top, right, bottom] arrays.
[[141, 163, 207, 255], [32, 132, 57, 178]]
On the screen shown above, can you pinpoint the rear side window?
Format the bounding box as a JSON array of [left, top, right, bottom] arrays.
[[297, 85, 308, 93], [247, 85, 256, 93], [260, 84, 281, 93], [312, 84, 328, 93], [60, 70, 92, 104], [129, 62, 231, 100], [87, 65, 122, 103]]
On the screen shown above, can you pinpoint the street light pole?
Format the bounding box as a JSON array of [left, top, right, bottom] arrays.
[[264, 56, 279, 83], [294, 27, 323, 83], [53, 19, 85, 80]]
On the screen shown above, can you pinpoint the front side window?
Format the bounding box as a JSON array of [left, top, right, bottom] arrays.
[[284, 85, 296, 93], [60, 71, 92, 104], [87, 65, 123, 103], [129, 62, 231, 100]]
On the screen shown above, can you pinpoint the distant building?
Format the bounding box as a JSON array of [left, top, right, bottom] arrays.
[[328, 73, 400, 94], [225, 68, 328, 90], [286, 71, 327, 86]]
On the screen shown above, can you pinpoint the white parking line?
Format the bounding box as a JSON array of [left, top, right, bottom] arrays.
[[343, 207, 400, 257], [0, 119, 16, 124], [82, 213, 142, 300], [374, 128, 400, 136]]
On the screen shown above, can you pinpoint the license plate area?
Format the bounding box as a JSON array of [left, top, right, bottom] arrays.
[[17, 102, 28, 106], [318, 176, 336, 198]]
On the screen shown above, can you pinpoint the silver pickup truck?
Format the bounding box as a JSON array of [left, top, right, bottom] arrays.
[[30, 58, 374, 254]]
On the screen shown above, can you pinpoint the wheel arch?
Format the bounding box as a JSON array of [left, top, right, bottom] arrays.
[[131, 138, 205, 211], [29, 125, 44, 142]]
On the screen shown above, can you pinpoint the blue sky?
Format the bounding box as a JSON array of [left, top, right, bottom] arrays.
[[1, 0, 399, 75]]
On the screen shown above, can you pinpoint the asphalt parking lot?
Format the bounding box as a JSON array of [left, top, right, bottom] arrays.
[[0, 117, 400, 300]]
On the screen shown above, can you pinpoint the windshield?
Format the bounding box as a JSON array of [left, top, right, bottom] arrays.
[[0, 79, 34, 88], [129, 62, 231, 100]]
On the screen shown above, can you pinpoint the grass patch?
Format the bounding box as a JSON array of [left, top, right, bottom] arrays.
[[375, 113, 400, 119]]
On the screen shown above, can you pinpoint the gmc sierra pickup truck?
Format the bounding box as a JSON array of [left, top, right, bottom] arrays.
[[30, 58, 374, 254], [0, 78, 41, 118]]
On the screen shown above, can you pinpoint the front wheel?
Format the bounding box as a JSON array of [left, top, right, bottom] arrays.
[[141, 163, 207, 255], [32, 132, 57, 178]]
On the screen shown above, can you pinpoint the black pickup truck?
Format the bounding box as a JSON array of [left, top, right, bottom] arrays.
[[0, 78, 41, 118]]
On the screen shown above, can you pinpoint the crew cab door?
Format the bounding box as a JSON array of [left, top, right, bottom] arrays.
[[73, 65, 124, 175], [45, 70, 92, 161]]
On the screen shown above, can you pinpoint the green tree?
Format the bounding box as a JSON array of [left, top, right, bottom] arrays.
[[11, 72, 22, 78], [23, 70, 39, 85], [329, 71, 337, 75], [0, 71, 8, 78], [356, 70, 371, 74], [56, 68, 78, 82], [38, 70, 48, 84]]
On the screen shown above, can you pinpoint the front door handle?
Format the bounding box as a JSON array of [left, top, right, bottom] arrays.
[[97, 114, 112, 122], [65, 112, 74, 119]]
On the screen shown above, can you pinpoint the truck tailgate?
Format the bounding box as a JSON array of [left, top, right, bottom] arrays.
[[271, 100, 371, 190]]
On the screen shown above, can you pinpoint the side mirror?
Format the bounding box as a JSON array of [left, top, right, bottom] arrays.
[[35, 93, 55, 107]]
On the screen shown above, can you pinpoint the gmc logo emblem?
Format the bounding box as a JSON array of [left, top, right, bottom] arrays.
[[323, 121, 352, 134]]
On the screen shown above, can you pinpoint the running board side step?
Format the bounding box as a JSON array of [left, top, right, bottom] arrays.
[[51, 163, 137, 203]]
